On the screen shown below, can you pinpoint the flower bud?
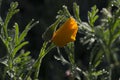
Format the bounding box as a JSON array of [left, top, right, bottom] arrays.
[[51, 17, 78, 47]]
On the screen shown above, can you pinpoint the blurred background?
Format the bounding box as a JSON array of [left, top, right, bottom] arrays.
[[1, 0, 120, 80]]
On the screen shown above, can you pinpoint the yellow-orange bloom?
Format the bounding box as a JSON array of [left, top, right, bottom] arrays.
[[51, 17, 78, 47]]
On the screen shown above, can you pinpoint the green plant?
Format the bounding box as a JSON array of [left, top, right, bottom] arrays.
[[0, 1, 120, 80], [53, 1, 120, 80], [0, 2, 39, 80]]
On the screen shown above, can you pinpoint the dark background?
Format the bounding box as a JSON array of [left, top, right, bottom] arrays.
[[2, 0, 119, 80]]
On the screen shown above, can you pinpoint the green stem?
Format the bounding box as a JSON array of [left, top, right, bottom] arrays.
[[108, 64, 113, 80], [34, 57, 43, 79], [33, 42, 55, 79], [33, 42, 47, 79], [3, 66, 7, 80], [109, 67, 112, 80]]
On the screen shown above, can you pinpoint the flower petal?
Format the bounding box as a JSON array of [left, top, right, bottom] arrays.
[[52, 17, 78, 47]]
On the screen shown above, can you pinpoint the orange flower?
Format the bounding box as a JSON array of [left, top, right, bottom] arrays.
[[51, 17, 78, 47]]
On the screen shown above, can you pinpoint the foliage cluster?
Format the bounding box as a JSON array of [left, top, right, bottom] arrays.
[[0, 0, 120, 80]]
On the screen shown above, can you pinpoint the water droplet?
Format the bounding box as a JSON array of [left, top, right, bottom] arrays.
[[89, 62, 92, 65], [90, 38, 95, 43], [102, 69, 105, 72]]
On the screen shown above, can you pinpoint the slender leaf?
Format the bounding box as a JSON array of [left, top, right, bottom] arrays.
[[73, 2, 81, 22], [14, 23, 19, 46], [3, 2, 19, 38], [18, 19, 38, 45], [12, 41, 29, 58]]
